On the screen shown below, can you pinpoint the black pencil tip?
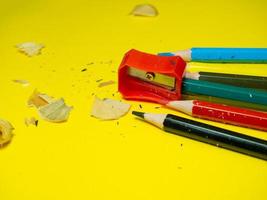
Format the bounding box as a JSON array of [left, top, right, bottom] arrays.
[[132, 111, 145, 119]]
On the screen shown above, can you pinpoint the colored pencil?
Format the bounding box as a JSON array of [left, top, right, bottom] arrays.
[[132, 111, 267, 160], [182, 78, 267, 106], [159, 48, 267, 63], [166, 100, 267, 131], [182, 94, 267, 112], [185, 71, 267, 90]]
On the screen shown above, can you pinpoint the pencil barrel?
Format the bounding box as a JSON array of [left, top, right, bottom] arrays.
[[163, 114, 267, 160], [198, 72, 267, 90], [191, 48, 267, 63], [182, 94, 267, 112], [192, 100, 267, 131], [182, 78, 267, 106]]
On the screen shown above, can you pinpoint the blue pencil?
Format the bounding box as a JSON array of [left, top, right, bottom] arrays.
[[158, 48, 267, 63]]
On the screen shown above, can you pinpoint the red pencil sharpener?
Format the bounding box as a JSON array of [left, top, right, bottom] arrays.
[[118, 49, 186, 104]]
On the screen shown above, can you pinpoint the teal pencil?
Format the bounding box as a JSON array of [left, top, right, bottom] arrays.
[[182, 79, 267, 106]]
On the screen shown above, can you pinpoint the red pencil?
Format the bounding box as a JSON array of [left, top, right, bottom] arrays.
[[166, 100, 267, 131]]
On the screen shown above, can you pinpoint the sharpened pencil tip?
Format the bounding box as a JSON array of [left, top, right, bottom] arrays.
[[132, 111, 145, 119]]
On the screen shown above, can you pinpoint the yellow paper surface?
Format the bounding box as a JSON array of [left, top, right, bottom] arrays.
[[1, 0, 267, 199]]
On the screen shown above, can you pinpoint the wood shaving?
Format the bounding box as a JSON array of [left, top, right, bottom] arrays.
[[28, 90, 72, 123], [13, 79, 30, 87], [91, 97, 131, 120], [16, 42, 44, 57], [0, 119, 14, 147], [130, 4, 158, 17], [38, 98, 72, 123], [27, 90, 53, 108], [96, 79, 103, 82], [25, 117, 38, 127], [98, 80, 115, 88]]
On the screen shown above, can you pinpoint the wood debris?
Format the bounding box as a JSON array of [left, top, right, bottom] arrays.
[[38, 98, 72, 123], [98, 80, 115, 88], [25, 117, 38, 127], [13, 79, 30, 87], [27, 90, 53, 108], [0, 119, 14, 147], [96, 79, 103, 82], [130, 4, 158, 17], [28, 90, 72, 123], [91, 97, 131, 120], [16, 42, 44, 57]]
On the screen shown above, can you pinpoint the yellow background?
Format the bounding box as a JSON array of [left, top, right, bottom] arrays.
[[1, 0, 267, 199]]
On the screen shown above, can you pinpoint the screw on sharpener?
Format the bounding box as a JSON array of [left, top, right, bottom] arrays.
[[145, 72, 155, 81], [118, 49, 186, 104]]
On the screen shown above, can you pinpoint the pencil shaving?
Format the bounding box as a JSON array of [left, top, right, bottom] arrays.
[[0, 119, 14, 147], [38, 99, 72, 123], [91, 97, 131, 120], [25, 117, 38, 127], [131, 4, 158, 17], [16, 42, 44, 57], [98, 80, 115, 88], [27, 90, 53, 108], [13, 79, 30, 86], [28, 90, 72, 123]]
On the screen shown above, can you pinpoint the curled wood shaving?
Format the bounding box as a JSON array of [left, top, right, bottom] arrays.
[[0, 119, 14, 147], [16, 42, 44, 57], [91, 97, 131, 120], [38, 98, 72, 123], [27, 90, 54, 108], [130, 4, 158, 17], [28, 90, 72, 123]]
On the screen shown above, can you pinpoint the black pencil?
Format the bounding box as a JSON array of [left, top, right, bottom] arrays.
[[132, 111, 267, 161], [185, 71, 267, 90]]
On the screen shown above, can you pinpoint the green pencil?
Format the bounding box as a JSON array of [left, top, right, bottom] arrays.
[[185, 71, 267, 90], [182, 78, 267, 106]]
